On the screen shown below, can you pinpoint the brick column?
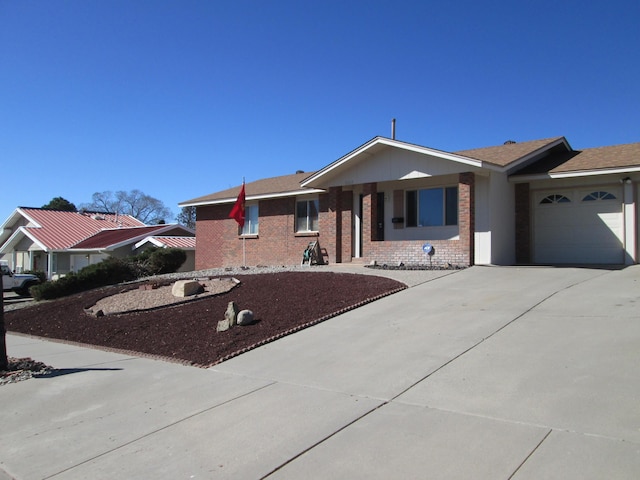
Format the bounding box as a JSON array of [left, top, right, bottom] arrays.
[[459, 173, 475, 266], [341, 191, 353, 263], [322, 187, 342, 264], [515, 182, 531, 264], [362, 182, 377, 241]]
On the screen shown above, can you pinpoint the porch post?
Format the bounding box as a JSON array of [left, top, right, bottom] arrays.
[[458, 173, 475, 266]]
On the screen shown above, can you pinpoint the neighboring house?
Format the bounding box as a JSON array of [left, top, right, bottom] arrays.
[[0, 208, 195, 278], [133, 236, 196, 272], [180, 136, 640, 269]]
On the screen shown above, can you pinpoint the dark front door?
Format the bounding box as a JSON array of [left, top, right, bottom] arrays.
[[376, 192, 385, 241]]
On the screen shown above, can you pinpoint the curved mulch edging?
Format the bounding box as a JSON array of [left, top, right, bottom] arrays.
[[207, 285, 406, 367], [6, 272, 407, 368], [8, 285, 407, 369]]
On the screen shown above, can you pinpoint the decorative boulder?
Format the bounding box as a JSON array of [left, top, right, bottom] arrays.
[[237, 309, 255, 326], [225, 301, 239, 327], [172, 280, 203, 298], [216, 319, 230, 332]]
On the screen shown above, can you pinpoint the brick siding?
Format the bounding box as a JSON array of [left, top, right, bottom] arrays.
[[360, 173, 475, 268], [514, 182, 531, 263], [195, 173, 476, 269]]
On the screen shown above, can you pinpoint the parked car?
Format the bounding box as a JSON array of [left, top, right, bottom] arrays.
[[1, 261, 40, 296]]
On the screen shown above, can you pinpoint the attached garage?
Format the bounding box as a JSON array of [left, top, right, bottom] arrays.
[[533, 186, 624, 264]]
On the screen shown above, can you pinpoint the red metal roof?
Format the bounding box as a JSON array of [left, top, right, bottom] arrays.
[[146, 236, 196, 249], [71, 225, 174, 250], [18, 208, 146, 250]]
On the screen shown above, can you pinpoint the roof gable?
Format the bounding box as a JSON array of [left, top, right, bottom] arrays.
[[134, 236, 196, 250], [301, 137, 484, 188], [456, 137, 569, 168]]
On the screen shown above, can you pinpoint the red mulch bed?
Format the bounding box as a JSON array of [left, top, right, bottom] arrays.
[[5, 272, 405, 367]]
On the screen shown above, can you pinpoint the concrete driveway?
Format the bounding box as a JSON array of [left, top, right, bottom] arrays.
[[1, 265, 639, 479]]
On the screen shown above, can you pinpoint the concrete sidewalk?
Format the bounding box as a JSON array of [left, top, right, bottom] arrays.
[[1, 266, 639, 479]]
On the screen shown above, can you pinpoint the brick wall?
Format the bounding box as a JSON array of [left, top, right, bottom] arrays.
[[360, 173, 475, 268], [195, 195, 336, 268], [514, 182, 531, 264]]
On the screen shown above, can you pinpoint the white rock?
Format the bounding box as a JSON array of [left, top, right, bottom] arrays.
[[172, 280, 202, 297], [237, 309, 255, 326]]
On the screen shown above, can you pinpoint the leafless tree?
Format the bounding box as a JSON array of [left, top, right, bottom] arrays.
[[176, 206, 196, 229], [81, 190, 172, 224]]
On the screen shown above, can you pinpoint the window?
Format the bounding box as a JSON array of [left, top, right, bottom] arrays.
[[296, 199, 319, 232], [241, 204, 259, 235], [406, 187, 458, 227], [582, 191, 616, 201], [540, 194, 570, 204]]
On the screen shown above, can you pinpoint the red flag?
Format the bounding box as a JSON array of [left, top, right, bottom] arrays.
[[229, 183, 246, 227]]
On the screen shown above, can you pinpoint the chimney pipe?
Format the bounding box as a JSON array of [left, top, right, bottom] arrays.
[[391, 118, 396, 139]]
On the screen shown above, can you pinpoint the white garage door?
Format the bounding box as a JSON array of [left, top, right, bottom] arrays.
[[533, 187, 624, 264]]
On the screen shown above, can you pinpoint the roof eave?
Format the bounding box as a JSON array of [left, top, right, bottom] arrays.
[[180, 188, 325, 208], [550, 166, 640, 178]]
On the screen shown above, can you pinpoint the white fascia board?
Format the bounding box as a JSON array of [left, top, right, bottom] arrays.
[[15, 208, 42, 228], [301, 137, 484, 187], [181, 189, 325, 207], [0, 227, 48, 254], [549, 166, 640, 179], [134, 237, 164, 249]]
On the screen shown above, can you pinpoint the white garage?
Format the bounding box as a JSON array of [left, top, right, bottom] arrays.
[[533, 186, 624, 264]]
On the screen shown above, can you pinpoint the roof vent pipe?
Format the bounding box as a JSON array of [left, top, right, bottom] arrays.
[[391, 118, 396, 139]]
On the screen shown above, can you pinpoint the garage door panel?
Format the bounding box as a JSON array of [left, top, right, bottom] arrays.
[[533, 187, 623, 264]]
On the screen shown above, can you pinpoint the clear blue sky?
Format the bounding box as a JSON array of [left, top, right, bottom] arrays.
[[1, 0, 639, 224]]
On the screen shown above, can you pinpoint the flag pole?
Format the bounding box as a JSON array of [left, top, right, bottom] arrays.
[[242, 177, 246, 267]]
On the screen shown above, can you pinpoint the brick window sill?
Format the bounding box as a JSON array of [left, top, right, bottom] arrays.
[[295, 231, 319, 237]]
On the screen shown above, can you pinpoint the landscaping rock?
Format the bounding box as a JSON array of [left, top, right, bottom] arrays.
[[216, 319, 230, 332], [225, 301, 239, 327], [172, 280, 203, 298], [237, 309, 255, 326]]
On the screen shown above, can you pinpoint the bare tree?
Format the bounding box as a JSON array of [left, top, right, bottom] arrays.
[[81, 190, 172, 224], [176, 206, 196, 229]]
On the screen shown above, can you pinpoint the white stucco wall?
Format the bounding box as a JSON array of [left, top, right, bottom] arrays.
[[323, 148, 483, 188]]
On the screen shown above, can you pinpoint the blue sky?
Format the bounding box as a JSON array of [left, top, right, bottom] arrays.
[[1, 0, 639, 224]]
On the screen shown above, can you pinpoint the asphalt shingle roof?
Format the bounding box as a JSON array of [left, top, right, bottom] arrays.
[[181, 171, 317, 205]]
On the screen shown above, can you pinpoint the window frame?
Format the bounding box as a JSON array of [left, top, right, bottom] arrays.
[[240, 203, 259, 236], [405, 186, 458, 227], [295, 197, 319, 233]]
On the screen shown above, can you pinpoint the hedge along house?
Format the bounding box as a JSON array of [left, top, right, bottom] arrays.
[[180, 135, 640, 269]]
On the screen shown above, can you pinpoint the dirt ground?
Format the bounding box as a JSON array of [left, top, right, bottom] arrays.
[[5, 272, 405, 367]]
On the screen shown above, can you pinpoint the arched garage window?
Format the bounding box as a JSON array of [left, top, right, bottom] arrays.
[[582, 191, 616, 201], [540, 194, 570, 204]]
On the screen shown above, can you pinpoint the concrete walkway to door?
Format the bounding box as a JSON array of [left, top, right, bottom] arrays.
[[1, 265, 639, 479]]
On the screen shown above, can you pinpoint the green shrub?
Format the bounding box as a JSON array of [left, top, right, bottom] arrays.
[[143, 248, 187, 275], [30, 249, 187, 301], [31, 257, 136, 301]]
